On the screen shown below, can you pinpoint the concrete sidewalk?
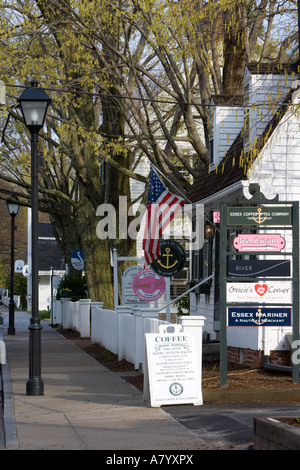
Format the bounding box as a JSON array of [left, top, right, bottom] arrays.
[[0, 309, 212, 451]]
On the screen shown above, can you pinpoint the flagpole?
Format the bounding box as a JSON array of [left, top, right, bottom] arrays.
[[150, 163, 193, 204]]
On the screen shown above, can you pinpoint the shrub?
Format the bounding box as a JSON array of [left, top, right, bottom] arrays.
[[56, 274, 87, 301]]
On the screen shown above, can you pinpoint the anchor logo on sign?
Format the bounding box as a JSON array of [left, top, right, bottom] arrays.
[[169, 382, 184, 396], [252, 208, 267, 225], [252, 308, 268, 326], [157, 247, 178, 270]]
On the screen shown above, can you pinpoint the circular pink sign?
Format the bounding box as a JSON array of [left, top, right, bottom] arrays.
[[133, 268, 166, 301]]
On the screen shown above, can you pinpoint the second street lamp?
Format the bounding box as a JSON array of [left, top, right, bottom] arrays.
[[17, 80, 51, 396], [7, 197, 19, 335]]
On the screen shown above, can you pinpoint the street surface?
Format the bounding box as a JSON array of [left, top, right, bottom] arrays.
[[165, 402, 300, 449]]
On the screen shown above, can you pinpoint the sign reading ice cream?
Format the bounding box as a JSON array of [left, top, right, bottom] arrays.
[[233, 233, 285, 252], [226, 281, 292, 304], [133, 268, 166, 301]]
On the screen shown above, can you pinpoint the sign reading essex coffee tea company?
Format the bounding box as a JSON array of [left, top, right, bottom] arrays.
[[227, 206, 292, 226]]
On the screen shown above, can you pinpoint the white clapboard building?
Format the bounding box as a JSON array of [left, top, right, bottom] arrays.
[[187, 62, 300, 368]]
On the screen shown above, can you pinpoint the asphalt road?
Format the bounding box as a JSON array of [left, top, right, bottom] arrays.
[[164, 402, 300, 450]]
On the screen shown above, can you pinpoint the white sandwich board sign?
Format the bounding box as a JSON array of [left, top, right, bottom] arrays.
[[144, 325, 202, 407]]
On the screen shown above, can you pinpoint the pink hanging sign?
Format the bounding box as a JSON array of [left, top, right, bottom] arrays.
[[233, 233, 285, 252], [133, 268, 166, 301]]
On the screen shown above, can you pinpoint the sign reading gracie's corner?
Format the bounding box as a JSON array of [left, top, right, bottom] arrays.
[[144, 331, 202, 407]]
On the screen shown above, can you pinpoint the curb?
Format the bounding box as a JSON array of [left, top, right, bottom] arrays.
[[0, 327, 19, 450], [2, 361, 19, 449]]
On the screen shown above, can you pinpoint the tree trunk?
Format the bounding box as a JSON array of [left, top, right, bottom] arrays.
[[76, 194, 114, 308], [222, 4, 246, 95]]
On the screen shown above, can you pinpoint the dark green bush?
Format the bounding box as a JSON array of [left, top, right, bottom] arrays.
[[56, 274, 87, 301]]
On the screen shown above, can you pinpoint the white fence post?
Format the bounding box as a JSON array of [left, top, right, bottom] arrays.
[[79, 299, 91, 337], [61, 298, 72, 329], [141, 308, 160, 372], [73, 301, 79, 331], [53, 298, 62, 325], [133, 307, 160, 370], [178, 315, 206, 373], [116, 306, 133, 361], [90, 302, 104, 343], [133, 307, 143, 369]]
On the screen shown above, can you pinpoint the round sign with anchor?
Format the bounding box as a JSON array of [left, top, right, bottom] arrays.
[[151, 240, 186, 277]]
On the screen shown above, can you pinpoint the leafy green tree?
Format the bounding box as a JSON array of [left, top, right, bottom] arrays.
[[0, 0, 296, 307]]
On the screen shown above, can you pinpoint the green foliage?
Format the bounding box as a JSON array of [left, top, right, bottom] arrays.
[[56, 274, 87, 301], [14, 274, 27, 295], [14, 274, 27, 309], [173, 294, 190, 316], [0, 262, 9, 287], [5, 273, 27, 309]]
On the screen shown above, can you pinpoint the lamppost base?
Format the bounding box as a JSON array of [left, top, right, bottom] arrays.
[[8, 299, 16, 335], [26, 378, 44, 396]]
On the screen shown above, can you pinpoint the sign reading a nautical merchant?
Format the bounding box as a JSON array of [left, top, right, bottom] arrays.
[[228, 307, 292, 326], [227, 206, 292, 226]]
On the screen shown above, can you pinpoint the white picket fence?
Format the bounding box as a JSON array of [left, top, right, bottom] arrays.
[[52, 298, 205, 371], [2, 292, 21, 309]]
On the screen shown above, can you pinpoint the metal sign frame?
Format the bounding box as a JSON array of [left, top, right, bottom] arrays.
[[219, 192, 299, 387]]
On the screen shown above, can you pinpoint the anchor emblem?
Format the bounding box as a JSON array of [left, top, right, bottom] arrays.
[[157, 247, 178, 269], [252, 207, 267, 225], [151, 239, 186, 277], [252, 308, 268, 326]]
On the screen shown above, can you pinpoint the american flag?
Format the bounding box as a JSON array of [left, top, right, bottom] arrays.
[[142, 167, 185, 265]]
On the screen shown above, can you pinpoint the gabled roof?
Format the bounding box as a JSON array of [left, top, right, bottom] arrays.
[[187, 132, 245, 202], [187, 87, 294, 203], [246, 62, 299, 75], [210, 94, 244, 106], [38, 222, 55, 238], [38, 223, 65, 271]]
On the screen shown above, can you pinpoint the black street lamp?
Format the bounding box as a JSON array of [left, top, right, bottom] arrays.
[[17, 80, 51, 396], [6, 197, 19, 335]]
